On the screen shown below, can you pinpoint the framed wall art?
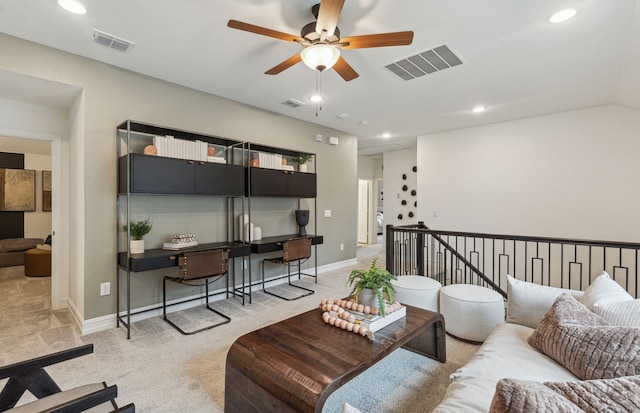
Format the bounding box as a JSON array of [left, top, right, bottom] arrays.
[[0, 168, 36, 211], [43, 170, 52, 211]]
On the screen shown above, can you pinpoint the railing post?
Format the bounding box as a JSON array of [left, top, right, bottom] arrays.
[[385, 224, 394, 273], [416, 221, 426, 276]]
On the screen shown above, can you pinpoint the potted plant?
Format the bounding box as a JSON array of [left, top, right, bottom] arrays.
[[346, 257, 397, 316], [122, 218, 152, 254], [292, 153, 312, 172]]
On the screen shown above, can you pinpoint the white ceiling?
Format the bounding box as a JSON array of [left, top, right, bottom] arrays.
[[1, 0, 639, 155]]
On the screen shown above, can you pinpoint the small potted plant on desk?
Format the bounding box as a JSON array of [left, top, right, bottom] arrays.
[[123, 218, 152, 254], [292, 153, 312, 172], [346, 257, 397, 316]]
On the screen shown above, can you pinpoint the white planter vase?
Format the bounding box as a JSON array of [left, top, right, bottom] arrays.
[[298, 163, 308, 173], [130, 239, 145, 254], [358, 288, 381, 309]]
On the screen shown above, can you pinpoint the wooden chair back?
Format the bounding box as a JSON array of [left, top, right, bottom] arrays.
[[178, 248, 228, 281]]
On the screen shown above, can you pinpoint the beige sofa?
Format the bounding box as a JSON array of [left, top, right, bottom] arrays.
[[433, 273, 640, 412], [0, 238, 43, 267]]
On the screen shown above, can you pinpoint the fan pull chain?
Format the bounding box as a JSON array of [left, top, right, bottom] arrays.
[[315, 70, 323, 117]]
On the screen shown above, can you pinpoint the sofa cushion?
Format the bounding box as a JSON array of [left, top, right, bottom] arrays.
[[505, 275, 583, 328], [579, 272, 633, 311], [0, 238, 43, 253], [594, 299, 640, 328], [432, 323, 577, 413], [528, 294, 640, 380], [490, 376, 640, 413]]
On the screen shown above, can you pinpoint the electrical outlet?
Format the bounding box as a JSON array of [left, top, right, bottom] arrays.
[[100, 282, 111, 296], [340, 243, 344, 251]]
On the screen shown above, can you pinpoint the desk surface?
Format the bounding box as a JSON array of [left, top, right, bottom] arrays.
[[118, 241, 250, 272], [225, 304, 445, 413], [249, 234, 323, 254]]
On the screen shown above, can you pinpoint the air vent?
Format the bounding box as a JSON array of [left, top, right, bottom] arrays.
[[92, 29, 135, 53], [385, 44, 463, 81], [283, 98, 306, 108]]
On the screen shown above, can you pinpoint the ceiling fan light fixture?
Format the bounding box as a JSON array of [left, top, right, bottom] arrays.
[[301, 44, 340, 71], [310, 94, 323, 102]]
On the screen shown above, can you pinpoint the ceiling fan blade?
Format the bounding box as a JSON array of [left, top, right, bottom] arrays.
[[340, 31, 414, 50], [333, 56, 359, 81], [315, 0, 345, 38], [265, 53, 303, 75], [228, 19, 303, 43]]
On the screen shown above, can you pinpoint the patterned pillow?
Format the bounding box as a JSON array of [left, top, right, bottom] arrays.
[[594, 299, 640, 328], [528, 294, 640, 380], [490, 376, 640, 413]]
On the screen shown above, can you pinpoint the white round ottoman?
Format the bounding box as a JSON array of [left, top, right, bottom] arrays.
[[439, 284, 505, 343], [392, 275, 442, 312]]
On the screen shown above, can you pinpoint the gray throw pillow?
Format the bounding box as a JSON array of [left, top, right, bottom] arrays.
[[528, 294, 640, 380], [490, 376, 640, 413]]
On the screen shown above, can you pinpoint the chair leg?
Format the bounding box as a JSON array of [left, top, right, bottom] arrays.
[[163, 276, 231, 335], [262, 259, 314, 301]]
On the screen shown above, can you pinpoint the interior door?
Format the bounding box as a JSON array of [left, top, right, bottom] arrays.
[[357, 179, 371, 243]]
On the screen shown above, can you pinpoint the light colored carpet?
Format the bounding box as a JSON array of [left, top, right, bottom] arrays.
[[0, 256, 479, 412]]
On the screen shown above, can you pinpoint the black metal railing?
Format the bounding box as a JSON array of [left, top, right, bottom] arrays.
[[386, 223, 639, 299]]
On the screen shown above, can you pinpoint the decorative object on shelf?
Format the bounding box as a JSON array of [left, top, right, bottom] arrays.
[[253, 226, 262, 241], [292, 153, 312, 173], [319, 298, 406, 339], [162, 234, 199, 250], [244, 222, 254, 241], [42, 170, 52, 212], [207, 146, 216, 156], [295, 210, 309, 236], [250, 158, 260, 167], [143, 145, 158, 155], [122, 218, 152, 254], [346, 257, 397, 316]]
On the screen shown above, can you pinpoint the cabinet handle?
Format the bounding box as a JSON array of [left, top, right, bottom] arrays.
[[169, 256, 176, 260], [199, 161, 205, 165], [188, 160, 194, 164]]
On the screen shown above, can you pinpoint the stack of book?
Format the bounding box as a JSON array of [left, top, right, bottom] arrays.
[[152, 135, 226, 164], [329, 305, 406, 332]]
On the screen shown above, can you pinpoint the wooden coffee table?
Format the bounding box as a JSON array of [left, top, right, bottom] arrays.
[[225, 304, 445, 413]]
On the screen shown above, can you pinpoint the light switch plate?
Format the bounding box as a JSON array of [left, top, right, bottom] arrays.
[[324, 210, 332, 217]]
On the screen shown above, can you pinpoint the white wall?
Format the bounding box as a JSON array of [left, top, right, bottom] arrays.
[[417, 104, 640, 242], [24, 152, 52, 239], [383, 148, 418, 228]]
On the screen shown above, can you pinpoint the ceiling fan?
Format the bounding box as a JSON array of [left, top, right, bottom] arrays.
[[227, 0, 414, 81]]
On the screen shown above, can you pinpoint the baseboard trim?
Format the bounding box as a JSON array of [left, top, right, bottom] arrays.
[[80, 257, 360, 335]]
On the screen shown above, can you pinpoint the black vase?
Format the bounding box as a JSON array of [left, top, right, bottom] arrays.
[[295, 210, 309, 236]]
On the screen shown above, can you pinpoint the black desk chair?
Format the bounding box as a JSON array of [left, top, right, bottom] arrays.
[[163, 248, 231, 335], [261, 237, 315, 301], [0, 344, 135, 412]]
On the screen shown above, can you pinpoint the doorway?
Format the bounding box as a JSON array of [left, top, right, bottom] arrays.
[[357, 179, 371, 244]]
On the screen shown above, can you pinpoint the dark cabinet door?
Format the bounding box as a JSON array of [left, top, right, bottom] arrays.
[[288, 172, 317, 197], [248, 168, 288, 196], [195, 163, 244, 196], [248, 168, 317, 197], [124, 154, 195, 194]]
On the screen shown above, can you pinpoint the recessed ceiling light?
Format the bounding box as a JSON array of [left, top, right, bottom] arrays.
[[58, 0, 87, 14], [382, 133, 391, 139], [549, 9, 576, 23], [472, 106, 486, 113], [310, 95, 323, 102]]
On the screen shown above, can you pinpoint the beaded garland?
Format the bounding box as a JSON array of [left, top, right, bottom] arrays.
[[318, 298, 403, 341]]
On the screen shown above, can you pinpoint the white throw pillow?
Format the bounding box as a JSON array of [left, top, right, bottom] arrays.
[[506, 275, 584, 328], [579, 272, 633, 311], [594, 299, 640, 327]]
